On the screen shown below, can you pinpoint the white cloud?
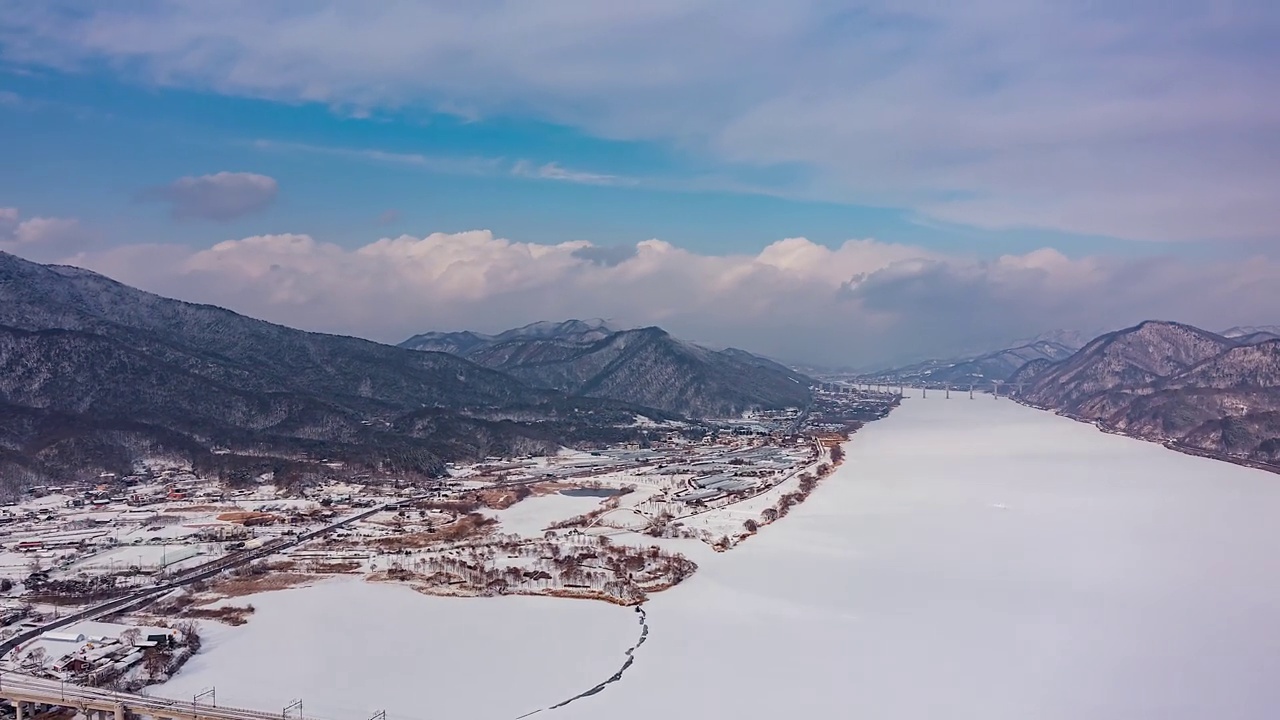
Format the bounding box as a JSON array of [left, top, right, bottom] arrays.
[[512, 160, 624, 186], [0, 208, 93, 259], [3, 2, 1278, 242], [140, 171, 279, 221], [62, 228, 1280, 367]]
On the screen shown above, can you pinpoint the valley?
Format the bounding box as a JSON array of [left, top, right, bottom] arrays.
[[2, 250, 1279, 720], [0, 384, 890, 709], [6, 391, 1276, 720]]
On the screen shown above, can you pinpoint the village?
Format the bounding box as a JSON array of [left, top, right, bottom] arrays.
[[0, 387, 894, 705]]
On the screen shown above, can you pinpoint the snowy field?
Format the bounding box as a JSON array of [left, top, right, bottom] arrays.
[[160, 392, 1280, 719], [158, 579, 640, 720]]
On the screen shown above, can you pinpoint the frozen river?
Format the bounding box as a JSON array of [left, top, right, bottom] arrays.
[[556, 391, 1280, 720], [163, 392, 1280, 719]]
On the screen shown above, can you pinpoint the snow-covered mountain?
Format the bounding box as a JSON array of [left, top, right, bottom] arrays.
[[1220, 325, 1280, 344], [0, 252, 662, 489], [401, 321, 812, 417], [861, 339, 1079, 386], [1015, 321, 1280, 467], [401, 319, 618, 354]]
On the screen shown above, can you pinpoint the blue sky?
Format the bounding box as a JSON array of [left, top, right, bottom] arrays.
[[1, 1, 1277, 365], [0, 63, 1141, 259]]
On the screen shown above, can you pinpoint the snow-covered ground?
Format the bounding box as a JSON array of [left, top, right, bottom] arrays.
[[158, 391, 1280, 719], [485, 492, 605, 537], [158, 579, 640, 720]]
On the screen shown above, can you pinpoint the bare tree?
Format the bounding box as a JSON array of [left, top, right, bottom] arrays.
[[120, 628, 141, 646], [174, 619, 202, 647], [143, 649, 168, 679]]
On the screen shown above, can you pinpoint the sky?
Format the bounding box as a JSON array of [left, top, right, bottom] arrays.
[[1, 1, 1278, 367]]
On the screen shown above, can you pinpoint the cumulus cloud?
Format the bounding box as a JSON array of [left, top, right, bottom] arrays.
[[0, 207, 94, 260], [4, 2, 1279, 242], [140, 172, 279, 221], [571, 244, 638, 267], [62, 228, 1280, 368]]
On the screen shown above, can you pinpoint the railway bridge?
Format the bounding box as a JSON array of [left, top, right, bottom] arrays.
[[0, 673, 319, 720]]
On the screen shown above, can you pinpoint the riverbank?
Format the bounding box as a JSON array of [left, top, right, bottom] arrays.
[[1015, 398, 1280, 476]]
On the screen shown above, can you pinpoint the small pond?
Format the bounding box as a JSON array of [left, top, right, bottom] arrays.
[[559, 487, 621, 498]]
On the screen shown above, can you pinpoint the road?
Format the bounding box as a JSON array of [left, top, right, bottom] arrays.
[[0, 497, 423, 658]]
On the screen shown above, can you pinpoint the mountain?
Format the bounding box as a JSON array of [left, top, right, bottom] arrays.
[[1016, 321, 1280, 467], [862, 340, 1078, 387], [0, 253, 664, 491], [1019, 321, 1233, 409], [1012, 329, 1089, 351], [400, 321, 812, 417], [716, 347, 802, 377], [402, 319, 616, 354], [395, 329, 494, 356], [1220, 325, 1280, 345], [1221, 325, 1280, 340]]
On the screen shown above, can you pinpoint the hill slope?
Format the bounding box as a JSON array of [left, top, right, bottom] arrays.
[[0, 252, 660, 489], [1016, 321, 1280, 467], [401, 321, 812, 417], [863, 340, 1078, 387]]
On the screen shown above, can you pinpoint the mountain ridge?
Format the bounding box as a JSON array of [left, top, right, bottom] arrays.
[[400, 321, 812, 417], [0, 252, 670, 490], [1015, 320, 1280, 468], [860, 339, 1079, 387]]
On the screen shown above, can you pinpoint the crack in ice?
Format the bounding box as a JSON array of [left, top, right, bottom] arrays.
[[520, 604, 649, 717]]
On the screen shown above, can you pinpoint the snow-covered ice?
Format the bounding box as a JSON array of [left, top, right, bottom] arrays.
[[486, 492, 604, 537], [158, 579, 639, 720], [554, 391, 1280, 720], [161, 392, 1280, 719]]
